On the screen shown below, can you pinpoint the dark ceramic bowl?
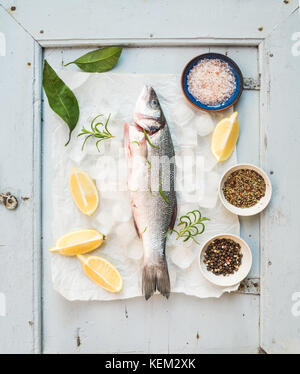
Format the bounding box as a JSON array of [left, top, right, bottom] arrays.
[[181, 52, 243, 112]]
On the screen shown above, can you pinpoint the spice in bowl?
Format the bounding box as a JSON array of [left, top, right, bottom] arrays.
[[187, 58, 236, 106], [203, 238, 243, 276], [223, 169, 266, 208]]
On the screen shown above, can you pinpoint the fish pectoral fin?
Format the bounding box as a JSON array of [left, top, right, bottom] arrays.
[[142, 260, 170, 300]]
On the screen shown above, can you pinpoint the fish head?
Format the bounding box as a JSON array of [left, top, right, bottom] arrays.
[[134, 86, 165, 133]]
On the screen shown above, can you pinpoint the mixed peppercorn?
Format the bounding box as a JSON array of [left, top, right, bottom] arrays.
[[203, 238, 243, 276], [223, 169, 266, 208]]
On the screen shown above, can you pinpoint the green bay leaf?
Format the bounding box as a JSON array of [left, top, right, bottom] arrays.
[[64, 46, 122, 73], [42, 60, 79, 145]]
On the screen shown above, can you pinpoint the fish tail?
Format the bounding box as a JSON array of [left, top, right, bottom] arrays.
[[142, 260, 170, 300]]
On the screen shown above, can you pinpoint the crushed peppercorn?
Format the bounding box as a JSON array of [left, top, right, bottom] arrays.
[[223, 168, 266, 208], [204, 238, 243, 276]]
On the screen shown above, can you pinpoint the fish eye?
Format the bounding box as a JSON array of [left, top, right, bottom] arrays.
[[150, 99, 159, 108]]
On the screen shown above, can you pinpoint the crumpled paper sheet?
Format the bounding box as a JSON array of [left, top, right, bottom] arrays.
[[50, 71, 240, 301]]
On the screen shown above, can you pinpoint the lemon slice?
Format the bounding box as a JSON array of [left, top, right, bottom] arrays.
[[211, 111, 240, 162], [77, 255, 123, 293], [50, 229, 105, 256], [70, 167, 99, 216]]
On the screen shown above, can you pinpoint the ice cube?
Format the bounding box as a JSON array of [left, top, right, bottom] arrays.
[[167, 233, 194, 250], [126, 237, 143, 260], [176, 127, 198, 146], [180, 190, 198, 204], [116, 157, 128, 192], [113, 220, 138, 247], [94, 155, 119, 191], [204, 153, 219, 172], [171, 245, 195, 269], [171, 99, 195, 127], [175, 172, 184, 193], [176, 146, 195, 167], [180, 236, 195, 250], [100, 190, 119, 200], [195, 142, 218, 172], [94, 209, 115, 235], [181, 167, 197, 194], [176, 149, 197, 194], [94, 155, 116, 179], [193, 112, 215, 137], [106, 112, 122, 133], [112, 198, 132, 222], [84, 161, 101, 181], [198, 171, 220, 209]]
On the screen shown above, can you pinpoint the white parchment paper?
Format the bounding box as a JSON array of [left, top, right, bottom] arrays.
[[49, 72, 240, 301]]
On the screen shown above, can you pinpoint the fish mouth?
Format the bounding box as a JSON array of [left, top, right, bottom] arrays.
[[134, 85, 165, 133], [134, 114, 162, 134]]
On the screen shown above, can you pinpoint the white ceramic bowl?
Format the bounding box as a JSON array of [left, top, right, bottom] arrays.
[[219, 163, 272, 216], [199, 233, 252, 287]]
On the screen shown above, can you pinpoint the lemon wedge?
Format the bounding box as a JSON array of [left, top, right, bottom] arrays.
[[70, 167, 99, 216], [49, 229, 105, 256], [211, 111, 240, 162], [77, 255, 123, 293]]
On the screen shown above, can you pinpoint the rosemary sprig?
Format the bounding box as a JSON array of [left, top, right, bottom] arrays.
[[166, 209, 209, 244], [143, 129, 159, 149], [78, 113, 114, 151]]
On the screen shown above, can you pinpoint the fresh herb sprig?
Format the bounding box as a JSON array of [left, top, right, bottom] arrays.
[[166, 210, 209, 244], [159, 186, 170, 204], [143, 129, 159, 149], [78, 114, 114, 151]]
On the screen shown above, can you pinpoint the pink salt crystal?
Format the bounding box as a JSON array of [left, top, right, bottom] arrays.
[[187, 58, 236, 106]]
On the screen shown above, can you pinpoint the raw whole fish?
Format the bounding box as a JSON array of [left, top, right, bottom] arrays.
[[124, 86, 177, 300]]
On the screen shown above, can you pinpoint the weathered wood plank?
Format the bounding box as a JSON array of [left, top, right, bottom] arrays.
[[260, 9, 300, 354], [0, 0, 297, 43], [42, 292, 259, 354], [235, 89, 260, 278], [49, 45, 259, 81], [0, 7, 41, 353]]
